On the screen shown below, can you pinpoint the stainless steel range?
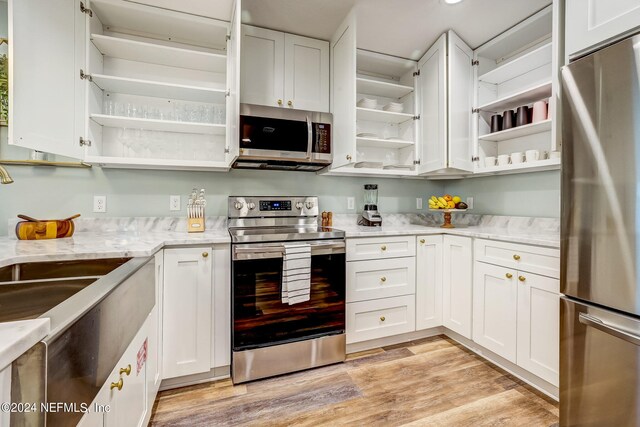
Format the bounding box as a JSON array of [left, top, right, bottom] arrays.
[[228, 196, 346, 383]]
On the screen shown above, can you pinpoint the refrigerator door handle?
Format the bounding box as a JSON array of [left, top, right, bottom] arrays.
[[579, 312, 640, 346]]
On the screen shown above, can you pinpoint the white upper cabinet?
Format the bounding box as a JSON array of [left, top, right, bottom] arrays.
[[284, 34, 329, 111], [417, 34, 447, 174], [225, 0, 241, 164], [447, 31, 474, 172], [240, 25, 284, 107], [241, 25, 329, 112], [566, 0, 640, 58], [9, 0, 86, 159]]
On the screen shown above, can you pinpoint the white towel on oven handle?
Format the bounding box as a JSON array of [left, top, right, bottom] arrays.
[[282, 243, 311, 305]]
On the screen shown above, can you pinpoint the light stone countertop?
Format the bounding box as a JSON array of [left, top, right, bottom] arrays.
[[0, 318, 50, 371]]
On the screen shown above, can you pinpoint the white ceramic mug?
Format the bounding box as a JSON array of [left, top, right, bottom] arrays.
[[485, 156, 496, 167], [532, 100, 548, 123], [497, 154, 510, 166], [511, 152, 524, 164], [525, 149, 540, 162], [550, 151, 561, 159]]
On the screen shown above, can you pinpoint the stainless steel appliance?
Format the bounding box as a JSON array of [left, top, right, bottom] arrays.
[[229, 196, 346, 383], [359, 184, 382, 226], [561, 31, 640, 426], [233, 104, 332, 171]]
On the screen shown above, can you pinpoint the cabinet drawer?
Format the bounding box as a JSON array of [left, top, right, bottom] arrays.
[[474, 239, 560, 278], [346, 295, 416, 344], [347, 236, 416, 261], [347, 257, 416, 302]]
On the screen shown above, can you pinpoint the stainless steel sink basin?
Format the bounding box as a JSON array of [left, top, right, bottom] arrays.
[[0, 258, 130, 322]]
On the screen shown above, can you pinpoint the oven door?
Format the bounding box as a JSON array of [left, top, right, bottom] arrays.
[[232, 240, 345, 351]]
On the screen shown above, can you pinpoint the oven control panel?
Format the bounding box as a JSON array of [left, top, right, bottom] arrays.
[[259, 200, 291, 211], [228, 196, 318, 218]]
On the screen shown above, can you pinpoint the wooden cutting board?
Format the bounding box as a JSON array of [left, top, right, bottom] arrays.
[[15, 214, 79, 240]]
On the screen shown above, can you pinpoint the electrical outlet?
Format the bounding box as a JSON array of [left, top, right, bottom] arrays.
[[416, 197, 423, 209], [466, 197, 474, 209], [347, 197, 355, 210], [169, 195, 181, 211], [93, 195, 107, 213]]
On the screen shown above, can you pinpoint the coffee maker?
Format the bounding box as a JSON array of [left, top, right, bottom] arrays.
[[359, 184, 382, 226]]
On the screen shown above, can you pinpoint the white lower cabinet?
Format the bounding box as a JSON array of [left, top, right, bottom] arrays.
[[347, 257, 415, 302], [517, 271, 560, 386], [442, 235, 473, 339], [472, 262, 518, 362], [162, 247, 213, 379], [0, 366, 10, 427], [416, 235, 443, 330], [347, 295, 416, 344]]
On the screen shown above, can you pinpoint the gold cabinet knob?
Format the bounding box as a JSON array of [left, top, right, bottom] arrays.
[[202, 252, 209, 258], [381, 245, 387, 251], [513, 254, 521, 260], [380, 316, 386, 322], [287, 100, 293, 107], [110, 378, 123, 391], [380, 276, 387, 282], [119, 364, 131, 376], [519, 276, 526, 282], [420, 239, 425, 244], [505, 273, 513, 279], [277, 99, 283, 106], [346, 154, 352, 161]]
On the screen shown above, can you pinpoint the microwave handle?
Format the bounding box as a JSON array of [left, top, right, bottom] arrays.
[[306, 115, 312, 160]]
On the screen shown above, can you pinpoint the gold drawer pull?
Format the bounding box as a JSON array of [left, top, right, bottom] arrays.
[[380, 276, 387, 282], [519, 276, 526, 282], [505, 273, 513, 279], [513, 254, 521, 260], [381, 245, 387, 251], [287, 100, 293, 107], [110, 378, 123, 391], [420, 239, 425, 244], [119, 364, 131, 376], [277, 99, 283, 106], [380, 316, 386, 322], [202, 252, 209, 258]]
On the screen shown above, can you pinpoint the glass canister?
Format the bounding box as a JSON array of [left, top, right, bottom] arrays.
[[364, 184, 378, 210]]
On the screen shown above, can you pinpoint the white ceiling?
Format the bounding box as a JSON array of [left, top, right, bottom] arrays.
[[242, 0, 551, 60]]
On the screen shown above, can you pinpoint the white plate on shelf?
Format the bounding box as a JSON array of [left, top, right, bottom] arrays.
[[383, 102, 404, 113], [357, 98, 377, 109], [357, 132, 378, 138], [383, 164, 414, 170], [354, 161, 383, 169], [384, 137, 406, 141]]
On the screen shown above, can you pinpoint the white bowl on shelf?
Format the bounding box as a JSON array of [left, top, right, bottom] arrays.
[[357, 98, 377, 109], [382, 102, 404, 113]]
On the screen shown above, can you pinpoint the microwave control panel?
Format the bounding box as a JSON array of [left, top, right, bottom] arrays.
[[314, 124, 331, 154]]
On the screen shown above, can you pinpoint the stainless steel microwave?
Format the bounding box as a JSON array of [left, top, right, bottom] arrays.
[[233, 104, 332, 172]]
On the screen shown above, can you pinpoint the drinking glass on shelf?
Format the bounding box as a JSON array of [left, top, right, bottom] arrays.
[[115, 102, 125, 117], [204, 105, 214, 123], [214, 104, 225, 124], [138, 104, 149, 119], [103, 99, 115, 116]]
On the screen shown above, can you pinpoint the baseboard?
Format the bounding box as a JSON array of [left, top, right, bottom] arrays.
[[346, 327, 444, 353], [159, 366, 230, 391], [444, 329, 559, 401]]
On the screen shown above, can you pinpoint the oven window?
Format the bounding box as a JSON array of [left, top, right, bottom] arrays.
[[233, 253, 345, 350], [240, 116, 309, 153]]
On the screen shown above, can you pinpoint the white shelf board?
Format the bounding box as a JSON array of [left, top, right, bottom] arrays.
[[478, 81, 552, 113], [356, 78, 414, 99], [478, 119, 552, 142], [91, 74, 226, 103], [91, 34, 226, 73], [90, 114, 225, 135], [356, 136, 415, 149], [319, 165, 419, 178], [478, 42, 552, 85], [475, 157, 560, 175], [356, 107, 414, 124], [356, 49, 417, 79], [84, 155, 229, 171]]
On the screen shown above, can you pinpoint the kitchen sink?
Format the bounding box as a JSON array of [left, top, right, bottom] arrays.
[[0, 258, 130, 322]]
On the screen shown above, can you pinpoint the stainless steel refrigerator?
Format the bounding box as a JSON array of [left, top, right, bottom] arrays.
[[561, 32, 640, 426]]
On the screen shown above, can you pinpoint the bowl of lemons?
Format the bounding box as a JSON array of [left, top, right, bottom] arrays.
[[428, 194, 467, 228]]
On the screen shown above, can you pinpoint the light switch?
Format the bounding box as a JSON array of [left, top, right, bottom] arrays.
[[466, 197, 474, 209], [416, 198, 423, 209], [170, 195, 181, 211]]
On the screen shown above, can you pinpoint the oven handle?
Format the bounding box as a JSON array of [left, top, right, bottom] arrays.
[[233, 241, 345, 260], [306, 115, 313, 160]]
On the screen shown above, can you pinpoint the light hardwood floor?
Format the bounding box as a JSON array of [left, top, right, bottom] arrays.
[[150, 335, 559, 426]]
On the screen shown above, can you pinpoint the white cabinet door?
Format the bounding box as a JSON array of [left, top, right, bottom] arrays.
[[212, 244, 231, 369], [472, 262, 518, 362], [447, 30, 474, 172], [566, 0, 640, 57], [240, 25, 285, 107], [330, 11, 357, 168], [417, 34, 447, 174], [442, 235, 473, 338], [162, 247, 212, 379], [0, 366, 10, 427], [416, 235, 443, 330], [9, 0, 86, 158], [225, 0, 241, 165], [147, 251, 163, 404], [77, 383, 107, 427], [517, 271, 560, 386], [284, 34, 329, 112]]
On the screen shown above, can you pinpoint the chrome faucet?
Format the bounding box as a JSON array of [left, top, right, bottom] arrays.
[[0, 165, 13, 184]]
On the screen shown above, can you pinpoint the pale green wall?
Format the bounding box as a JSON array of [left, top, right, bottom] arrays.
[[444, 170, 561, 218]]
